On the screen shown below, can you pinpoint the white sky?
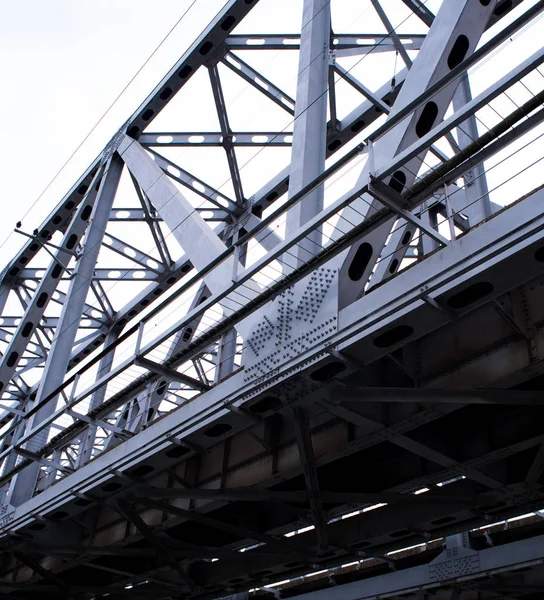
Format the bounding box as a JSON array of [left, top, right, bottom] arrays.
[[0, 0, 229, 264]]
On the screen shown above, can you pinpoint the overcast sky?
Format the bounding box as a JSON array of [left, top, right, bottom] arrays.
[[0, 0, 230, 265]]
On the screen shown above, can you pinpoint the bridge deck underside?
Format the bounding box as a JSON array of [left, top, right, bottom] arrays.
[[2, 265, 544, 598]]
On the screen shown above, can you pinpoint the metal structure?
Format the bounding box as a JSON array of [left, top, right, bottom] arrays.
[[1, 0, 544, 597]]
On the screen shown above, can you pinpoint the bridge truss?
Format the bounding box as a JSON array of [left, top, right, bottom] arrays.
[[1, 0, 544, 598]]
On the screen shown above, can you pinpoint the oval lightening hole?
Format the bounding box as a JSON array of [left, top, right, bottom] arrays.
[[37, 292, 48, 308], [129, 464, 155, 477], [159, 87, 172, 101], [66, 234, 78, 250], [142, 109, 154, 121], [447, 35, 469, 69], [221, 15, 236, 30], [7, 352, 18, 367], [389, 170, 406, 194], [351, 119, 365, 133], [101, 482, 123, 493], [373, 324, 414, 348], [165, 445, 190, 459], [179, 65, 193, 78], [446, 281, 494, 309], [348, 242, 373, 282], [50, 511, 69, 521], [249, 396, 281, 414], [388, 258, 399, 274], [204, 423, 232, 438], [199, 41, 213, 56], [415, 102, 438, 137], [21, 322, 33, 338], [81, 204, 93, 221], [310, 361, 346, 382], [74, 498, 93, 507]]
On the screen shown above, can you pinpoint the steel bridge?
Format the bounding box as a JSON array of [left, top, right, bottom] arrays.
[[1, 0, 544, 598]]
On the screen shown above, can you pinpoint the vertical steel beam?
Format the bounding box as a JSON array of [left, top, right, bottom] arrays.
[[114, 500, 198, 591], [215, 329, 237, 383], [8, 155, 123, 506], [76, 330, 119, 468], [209, 65, 245, 207], [285, 0, 331, 267], [292, 407, 328, 551], [452, 76, 492, 225]]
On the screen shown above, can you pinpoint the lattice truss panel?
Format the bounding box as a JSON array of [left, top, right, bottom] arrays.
[[0, 0, 544, 596]]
